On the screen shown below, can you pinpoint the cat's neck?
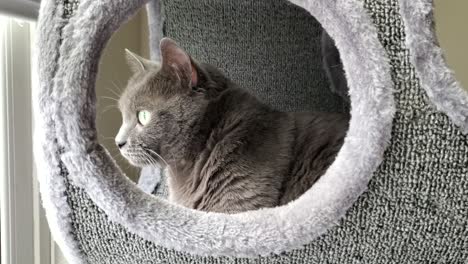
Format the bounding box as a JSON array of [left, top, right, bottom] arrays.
[[167, 87, 274, 178], [163, 63, 275, 179]]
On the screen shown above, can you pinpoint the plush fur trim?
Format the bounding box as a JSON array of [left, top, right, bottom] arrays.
[[137, 166, 162, 194], [400, 0, 468, 133], [146, 0, 163, 61], [36, 0, 395, 259], [34, 1, 86, 263]]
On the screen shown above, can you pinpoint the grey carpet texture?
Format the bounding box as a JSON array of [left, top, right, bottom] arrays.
[[35, 0, 468, 263], [160, 0, 347, 113]]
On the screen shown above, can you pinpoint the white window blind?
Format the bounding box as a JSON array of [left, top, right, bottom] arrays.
[[0, 16, 52, 264]]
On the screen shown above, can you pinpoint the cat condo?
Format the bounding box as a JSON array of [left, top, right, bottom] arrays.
[[35, 0, 468, 263]]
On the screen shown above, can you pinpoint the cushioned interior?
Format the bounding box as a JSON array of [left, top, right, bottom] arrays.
[[139, 0, 349, 196]]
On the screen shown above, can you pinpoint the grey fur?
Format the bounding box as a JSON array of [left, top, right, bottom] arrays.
[[119, 39, 349, 213]]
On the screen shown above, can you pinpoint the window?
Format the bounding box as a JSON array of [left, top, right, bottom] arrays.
[[0, 16, 52, 264]]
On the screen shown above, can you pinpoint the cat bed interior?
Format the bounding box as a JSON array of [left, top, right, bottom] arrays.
[[35, 0, 468, 263], [138, 0, 350, 197]]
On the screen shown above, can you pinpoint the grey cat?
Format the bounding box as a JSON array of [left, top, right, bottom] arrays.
[[116, 38, 349, 213]]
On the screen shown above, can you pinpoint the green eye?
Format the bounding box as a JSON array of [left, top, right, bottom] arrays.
[[137, 110, 151, 126]]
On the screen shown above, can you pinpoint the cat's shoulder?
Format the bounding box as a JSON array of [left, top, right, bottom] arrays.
[[292, 111, 349, 132], [293, 111, 349, 121]]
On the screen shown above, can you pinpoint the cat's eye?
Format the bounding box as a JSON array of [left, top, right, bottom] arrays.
[[137, 110, 151, 126]]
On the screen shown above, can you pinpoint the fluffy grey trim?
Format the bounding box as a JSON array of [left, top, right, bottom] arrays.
[[400, 0, 468, 133], [146, 0, 163, 61], [34, 1, 86, 263], [137, 166, 162, 194], [37, 0, 395, 259]]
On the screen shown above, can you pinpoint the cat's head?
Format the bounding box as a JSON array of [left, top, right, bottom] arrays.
[[115, 38, 219, 168]]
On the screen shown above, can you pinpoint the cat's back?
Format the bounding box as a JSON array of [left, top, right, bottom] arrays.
[[169, 89, 295, 213], [280, 111, 349, 204], [294, 111, 349, 140]]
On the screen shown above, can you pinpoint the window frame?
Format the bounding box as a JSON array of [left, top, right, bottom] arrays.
[[0, 0, 40, 21], [0, 17, 52, 264]]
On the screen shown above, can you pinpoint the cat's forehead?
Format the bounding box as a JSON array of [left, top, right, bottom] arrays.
[[119, 70, 174, 111]]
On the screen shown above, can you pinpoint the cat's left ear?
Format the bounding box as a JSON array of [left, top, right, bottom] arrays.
[[125, 49, 157, 73], [159, 38, 198, 88]]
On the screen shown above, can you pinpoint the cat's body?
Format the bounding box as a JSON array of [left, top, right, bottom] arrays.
[[167, 85, 348, 212], [117, 38, 349, 213]]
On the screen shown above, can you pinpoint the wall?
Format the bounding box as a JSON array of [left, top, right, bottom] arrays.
[[434, 0, 468, 89], [94, 9, 150, 181]]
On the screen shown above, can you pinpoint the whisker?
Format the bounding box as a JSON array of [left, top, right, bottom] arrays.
[[111, 152, 122, 161], [145, 148, 177, 177], [100, 96, 119, 103], [141, 151, 162, 169], [101, 104, 119, 114], [116, 148, 174, 181], [106, 86, 121, 98], [111, 81, 123, 93], [97, 133, 117, 142], [114, 80, 124, 87], [145, 148, 169, 167], [141, 152, 160, 169], [100, 137, 116, 142]]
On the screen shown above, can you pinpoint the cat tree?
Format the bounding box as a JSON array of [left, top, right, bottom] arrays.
[[35, 0, 468, 263]]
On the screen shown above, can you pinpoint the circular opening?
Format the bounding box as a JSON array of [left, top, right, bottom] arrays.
[[97, 1, 352, 213], [95, 9, 148, 181]]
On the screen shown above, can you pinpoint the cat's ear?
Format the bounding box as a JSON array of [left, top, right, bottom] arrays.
[[159, 38, 198, 87], [125, 49, 156, 73]]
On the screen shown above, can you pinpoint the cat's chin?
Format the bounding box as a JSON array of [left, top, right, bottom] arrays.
[[126, 156, 164, 169], [120, 152, 150, 168]]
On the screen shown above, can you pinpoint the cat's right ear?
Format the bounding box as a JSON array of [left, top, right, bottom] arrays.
[[125, 49, 156, 73]]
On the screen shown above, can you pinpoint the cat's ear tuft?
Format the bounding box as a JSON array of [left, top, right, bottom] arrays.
[[125, 49, 155, 73], [159, 38, 198, 87]]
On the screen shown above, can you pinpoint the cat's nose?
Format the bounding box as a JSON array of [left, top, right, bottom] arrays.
[[116, 141, 127, 149]]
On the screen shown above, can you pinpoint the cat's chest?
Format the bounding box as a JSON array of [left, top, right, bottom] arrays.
[[165, 147, 222, 209], [166, 169, 206, 209]]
